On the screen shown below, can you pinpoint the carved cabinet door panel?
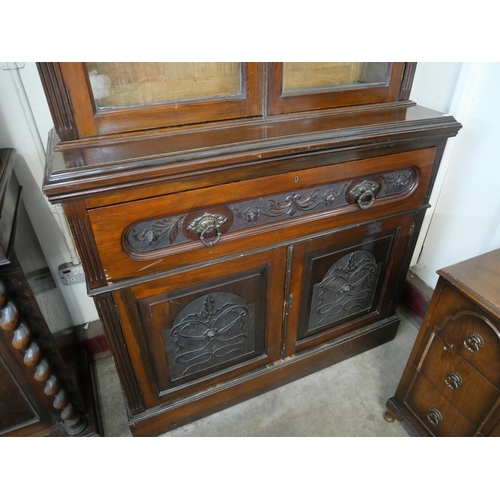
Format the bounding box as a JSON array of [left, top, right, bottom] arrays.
[[112, 247, 287, 408], [284, 212, 416, 356]]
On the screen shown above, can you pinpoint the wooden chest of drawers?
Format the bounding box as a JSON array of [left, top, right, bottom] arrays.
[[386, 248, 500, 437], [38, 62, 461, 436]]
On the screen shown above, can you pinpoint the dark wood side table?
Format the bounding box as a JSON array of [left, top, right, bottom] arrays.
[[0, 149, 102, 437], [385, 248, 500, 436]]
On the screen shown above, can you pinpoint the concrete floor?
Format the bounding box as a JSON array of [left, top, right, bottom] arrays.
[[94, 306, 421, 437]]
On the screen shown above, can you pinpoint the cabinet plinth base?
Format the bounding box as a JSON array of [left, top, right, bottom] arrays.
[[128, 316, 400, 437]]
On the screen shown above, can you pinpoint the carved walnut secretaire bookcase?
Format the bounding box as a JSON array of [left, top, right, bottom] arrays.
[[37, 62, 461, 436]]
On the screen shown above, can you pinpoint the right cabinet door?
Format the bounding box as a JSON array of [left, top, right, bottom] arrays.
[[285, 212, 415, 356]]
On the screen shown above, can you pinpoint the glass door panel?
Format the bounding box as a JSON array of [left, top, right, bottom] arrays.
[[282, 62, 391, 93], [57, 62, 262, 137], [86, 62, 243, 110], [267, 62, 405, 115]]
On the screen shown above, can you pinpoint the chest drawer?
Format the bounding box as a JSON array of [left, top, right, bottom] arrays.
[[418, 333, 500, 426], [429, 286, 500, 388], [88, 148, 436, 282], [404, 370, 476, 437]]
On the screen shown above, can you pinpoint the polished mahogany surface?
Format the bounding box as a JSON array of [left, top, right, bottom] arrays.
[[38, 63, 462, 436]]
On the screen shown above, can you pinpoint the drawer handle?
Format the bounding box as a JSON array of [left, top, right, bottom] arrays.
[[349, 180, 379, 210], [444, 371, 463, 390], [186, 213, 228, 247], [427, 408, 443, 426], [464, 332, 484, 353]]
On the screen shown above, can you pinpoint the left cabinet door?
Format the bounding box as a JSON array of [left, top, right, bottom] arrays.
[[112, 247, 286, 409], [39, 63, 264, 139]]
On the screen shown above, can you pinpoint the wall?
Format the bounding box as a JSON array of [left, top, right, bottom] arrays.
[[0, 63, 99, 325], [410, 63, 500, 287], [0, 62, 498, 327], [409, 62, 464, 269]]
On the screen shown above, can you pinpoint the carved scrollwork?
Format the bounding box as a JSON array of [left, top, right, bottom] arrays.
[[308, 251, 381, 331], [163, 293, 255, 381], [125, 168, 415, 255], [0, 276, 87, 436], [234, 186, 347, 223], [268, 190, 322, 216]]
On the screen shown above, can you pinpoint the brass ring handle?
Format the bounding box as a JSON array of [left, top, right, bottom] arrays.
[[186, 213, 228, 248], [444, 371, 462, 390], [357, 189, 375, 210], [427, 408, 442, 426], [199, 226, 221, 247], [348, 180, 380, 210], [464, 332, 484, 353]]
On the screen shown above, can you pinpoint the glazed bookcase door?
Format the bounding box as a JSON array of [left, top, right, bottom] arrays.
[[284, 212, 415, 356], [267, 62, 406, 115], [112, 248, 286, 408], [55, 62, 264, 138]]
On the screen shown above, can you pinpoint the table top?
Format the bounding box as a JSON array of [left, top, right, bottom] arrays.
[[438, 248, 500, 319]]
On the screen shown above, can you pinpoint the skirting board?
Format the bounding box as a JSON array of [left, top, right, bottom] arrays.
[[400, 271, 433, 319]]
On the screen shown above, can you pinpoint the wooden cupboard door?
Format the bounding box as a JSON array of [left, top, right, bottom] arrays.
[[52, 63, 264, 138], [113, 248, 286, 408], [284, 212, 415, 356]]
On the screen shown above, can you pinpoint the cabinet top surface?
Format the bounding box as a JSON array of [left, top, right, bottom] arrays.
[[41, 103, 462, 203], [46, 104, 459, 176], [52, 103, 451, 160], [438, 248, 500, 318]]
